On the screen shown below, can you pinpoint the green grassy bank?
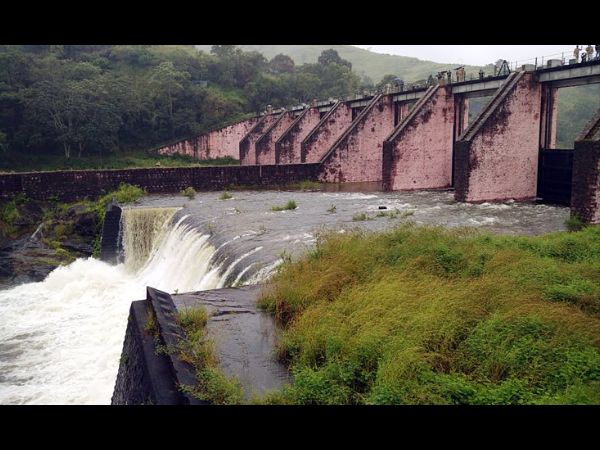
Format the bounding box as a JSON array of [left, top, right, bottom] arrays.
[[255, 223, 600, 405], [0, 152, 238, 174]]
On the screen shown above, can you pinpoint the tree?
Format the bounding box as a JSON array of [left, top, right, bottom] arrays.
[[149, 61, 190, 139], [318, 49, 352, 70], [25, 60, 122, 158], [301, 60, 360, 99], [210, 45, 240, 59], [269, 54, 295, 76], [246, 73, 284, 113], [72, 78, 123, 157], [377, 74, 399, 90], [280, 72, 321, 104], [0, 131, 8, 153], [0, 49, 32, 90]]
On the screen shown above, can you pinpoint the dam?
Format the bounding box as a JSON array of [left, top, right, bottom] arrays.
[[0, 187, 571, 405], [1, 59, 598, 405]]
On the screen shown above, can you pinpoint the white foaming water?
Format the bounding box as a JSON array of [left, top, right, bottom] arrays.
[[0, 208, 226, 405]]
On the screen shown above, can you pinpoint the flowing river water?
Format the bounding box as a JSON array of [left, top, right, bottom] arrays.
[[0, 185, 571, 405]]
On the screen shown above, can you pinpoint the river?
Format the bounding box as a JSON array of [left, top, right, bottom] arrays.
[[0, 186, 570, 405]]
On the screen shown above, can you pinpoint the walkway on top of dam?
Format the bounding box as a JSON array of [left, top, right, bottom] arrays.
[[270, 58, 600, 117]]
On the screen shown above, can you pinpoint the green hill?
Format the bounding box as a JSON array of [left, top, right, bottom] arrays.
[[195, 45, 485, 83]]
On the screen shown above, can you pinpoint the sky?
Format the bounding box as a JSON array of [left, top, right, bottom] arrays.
[[350, 45, 581, 66]]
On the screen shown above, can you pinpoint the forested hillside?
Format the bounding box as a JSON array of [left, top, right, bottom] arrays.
[[0, 45, 368, 171], [1, 45, 597, 173], [195, 45, 486, 84]]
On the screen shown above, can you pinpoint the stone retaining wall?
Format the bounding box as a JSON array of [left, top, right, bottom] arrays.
[[0, 164, 319, 202]]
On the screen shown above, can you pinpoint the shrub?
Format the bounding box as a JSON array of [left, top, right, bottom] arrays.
[[272, 200, 297, 211], [565, 214, 587, 232], [181, 187, 196, 199], [219, 191, 232, 201], [0, 199, 20, 236]]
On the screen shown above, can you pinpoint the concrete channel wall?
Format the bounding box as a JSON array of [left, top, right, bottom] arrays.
[[0, 164, 319, 202]]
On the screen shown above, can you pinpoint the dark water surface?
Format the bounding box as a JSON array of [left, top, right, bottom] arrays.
[[133, 185, 570, 286]]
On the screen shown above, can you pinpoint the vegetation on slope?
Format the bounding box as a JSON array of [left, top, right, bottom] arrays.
[[256, 223, 600, 405], [2, 45, 597, 173], [0, 45, 364, 172], [195, 45, 486, 85]]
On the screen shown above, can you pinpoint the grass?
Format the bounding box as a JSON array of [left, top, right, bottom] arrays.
[[272, 200, 298, 212], [352, 213, 370, 222], [352, 208, 415, 222], [0, 197, 21, 237], [219, 191, 233, 201], [174, 306, 245, 405], [0, 151, 239, 173], [256, 223, 600, 405]]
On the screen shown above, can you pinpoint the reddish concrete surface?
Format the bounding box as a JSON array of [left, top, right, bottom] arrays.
[[540, 85, 559, 149], [302, 102, 354, 163], [454, 72, 542, 203], [239, 114, 277, 166], [383, 86, 455, 191], [256, 111, 297, 165], [276, 107, 322, 164], [571, 109, 600, 223], [319, 95, 395, 184], [157, 117, 260, 160]]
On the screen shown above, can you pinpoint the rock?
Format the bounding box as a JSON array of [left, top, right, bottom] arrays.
[[0, 200, 100, 288], [13, 202, 46, 227]]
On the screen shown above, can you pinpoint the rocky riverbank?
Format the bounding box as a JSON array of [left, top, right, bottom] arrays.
[[0, 199, 100, 287]]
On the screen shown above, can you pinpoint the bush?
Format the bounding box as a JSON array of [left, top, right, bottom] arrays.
[[565, 214, 587, 232], [219, 191, 232, 200], [98, 183, 145, 209], [0, 199, 20, 236], [272, 200, 297, 211], [181, 187, 196, 199]]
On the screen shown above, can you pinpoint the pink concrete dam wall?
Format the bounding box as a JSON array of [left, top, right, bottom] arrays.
[[383, 86, 455, 192], [302, 102, 354, 164], [455, 72, 542, 203], [319, 95, 395, 184], [157, 117, 260, 160]]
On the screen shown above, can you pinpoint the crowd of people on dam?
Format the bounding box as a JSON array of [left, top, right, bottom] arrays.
[[574, 45, 600, 63]]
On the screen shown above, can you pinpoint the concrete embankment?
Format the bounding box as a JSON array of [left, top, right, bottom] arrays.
[[111, 285, 290, 405]]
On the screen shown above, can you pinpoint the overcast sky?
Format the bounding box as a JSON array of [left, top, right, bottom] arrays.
[[350, 45, 581, 66]]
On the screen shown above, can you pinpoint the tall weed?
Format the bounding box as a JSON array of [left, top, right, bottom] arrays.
[[258, 223, 600, 405]]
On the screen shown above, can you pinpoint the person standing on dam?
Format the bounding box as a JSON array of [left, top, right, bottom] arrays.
[[586, 45, 594, 62]]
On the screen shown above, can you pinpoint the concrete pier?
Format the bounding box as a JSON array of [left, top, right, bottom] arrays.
[[383, 85, 455, 192], [454, 71, 542, 203], [571, 110, 600, 223], [318, 94, 395, 184]]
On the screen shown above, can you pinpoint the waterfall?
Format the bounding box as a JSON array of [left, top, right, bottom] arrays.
[[125, 211, 223, 293], [120, 207, 181, 273], [0, 207, 237, 405]]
